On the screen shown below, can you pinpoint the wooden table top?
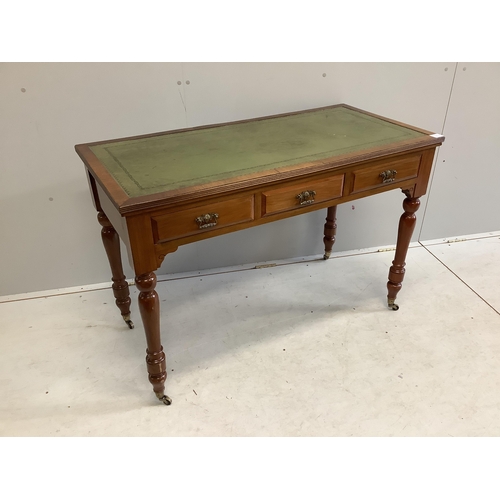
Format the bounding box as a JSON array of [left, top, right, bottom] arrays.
[[76, 104, 443, 213]]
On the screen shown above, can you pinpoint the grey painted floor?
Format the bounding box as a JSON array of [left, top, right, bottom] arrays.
[[1, 233, 500, 437]]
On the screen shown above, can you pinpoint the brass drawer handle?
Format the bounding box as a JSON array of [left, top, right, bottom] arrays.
[[296, 190, 316, 205], [380, 169, 397, 183], [195, 213, 219, 229]]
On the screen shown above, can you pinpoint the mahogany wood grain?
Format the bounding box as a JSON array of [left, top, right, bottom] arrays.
[[323, 206, 338, 260], [387, 194, 421, 310], [76, 104, 445, 404], [76, 144, 129, 210], [111, 146, 434, 218], [86, 170, 102, 212], [97, 211, 132, 326], [135, 272, 168, 402], [75, 104, 443, 216], [135, 147, 435, 261], [152, 194, 255, 244], [126, 214, 161, 276], [351, 154, 421, 194], [261, 173, 344, 216], [414, 148, 437, 198]]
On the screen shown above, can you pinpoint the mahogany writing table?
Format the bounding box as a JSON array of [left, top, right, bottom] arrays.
[[75, 104, 445, 405]]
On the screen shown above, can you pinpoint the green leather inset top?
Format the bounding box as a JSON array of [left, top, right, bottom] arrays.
[[89, 106, 427, 198]]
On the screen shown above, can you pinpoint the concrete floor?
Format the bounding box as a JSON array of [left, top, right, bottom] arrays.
[[1, 233, 500, 436]]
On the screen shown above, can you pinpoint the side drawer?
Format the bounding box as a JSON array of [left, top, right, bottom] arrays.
[[261, 174, 344, 216], [351, 154, 421, 194], [151, 195, 254, 243]]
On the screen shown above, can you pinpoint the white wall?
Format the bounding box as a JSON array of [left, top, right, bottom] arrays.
[[419, 63, 500, 240], [1, 62, 498, 296]]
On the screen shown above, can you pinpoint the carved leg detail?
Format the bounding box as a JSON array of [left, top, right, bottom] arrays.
[[97, 211, 133, 328], [135, 272, 171, 405], [387, 196, 420, 310], [323, 205, 338, 260]]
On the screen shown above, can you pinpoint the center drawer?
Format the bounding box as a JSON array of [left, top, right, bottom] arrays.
[[151, 195, 254, 243], [261, 173, 344, 216]]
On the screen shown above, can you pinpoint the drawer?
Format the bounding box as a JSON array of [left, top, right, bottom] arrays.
[[351, 155, 421, 194], [151, 195, 254, 243], [261, 174, 344, 216]]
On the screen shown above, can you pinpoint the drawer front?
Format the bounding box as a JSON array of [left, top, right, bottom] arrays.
[[152, 195, 254, 243], [262, 174, 344, 216], [351, 155, 421, 194]]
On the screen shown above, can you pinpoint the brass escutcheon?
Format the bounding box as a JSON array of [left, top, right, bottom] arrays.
[[380, 169, 397, 183], [195, 213, 219, 229], [296, 190, 316, 205]]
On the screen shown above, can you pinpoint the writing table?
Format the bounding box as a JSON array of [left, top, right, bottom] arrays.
[[75, 104, 445, 405]]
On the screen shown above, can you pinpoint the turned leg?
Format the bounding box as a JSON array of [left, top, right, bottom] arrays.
[[323, 205, 338, 260], [135, 272, 171, 405], [97, 211, 134, 329], [387, 195, 420, 310]]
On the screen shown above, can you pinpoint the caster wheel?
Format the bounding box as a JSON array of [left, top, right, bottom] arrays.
[[159, 395, 172, 406], [123, 315, 134, 329]]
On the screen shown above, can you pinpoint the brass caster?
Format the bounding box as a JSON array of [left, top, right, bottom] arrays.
[[156, 393, 172, 405], [323, 252, 331, 260], [387, 299, 399, 311], [161, 395, 172, 405], [123, 315, 134, 329]]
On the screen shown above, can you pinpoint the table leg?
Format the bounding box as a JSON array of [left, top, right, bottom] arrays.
[[323, 205, 338, 260], [135, 272, 171, 405], [97, 211, 134, 329], [387, 194, 420, 310]]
